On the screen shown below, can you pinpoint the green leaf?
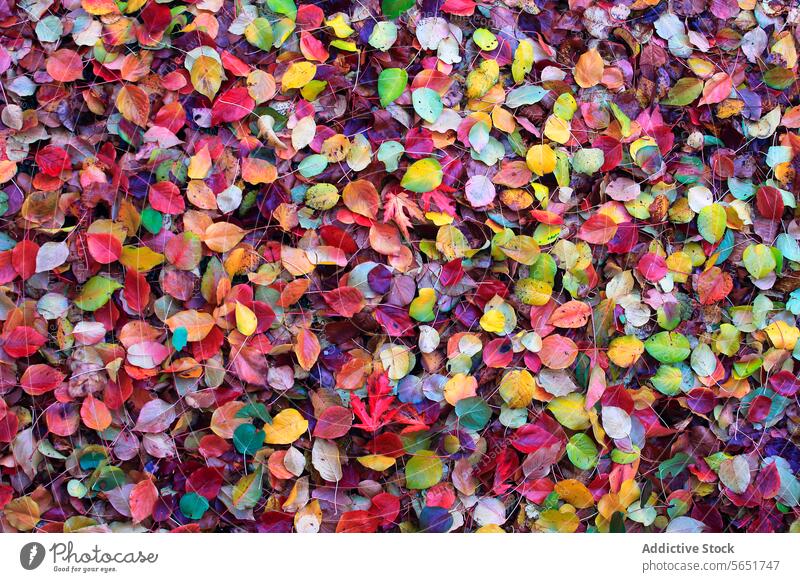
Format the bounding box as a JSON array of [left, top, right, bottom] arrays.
[[405, 450, 443, 489], [244, 17, 274, 52], [141, 207, 163, 234], [75, 276, 122, 311], [743, 243, 776, 280], [657, 452, 691, 479], [412, 88, 443, 123], [662, 78, 703, 106], [472, 28, 498, 51], [382, 0, 414, 19], [763, 67, 794, 90], [267, 0, 297, 19], [297, 154, 328, 178], [368, 21, 397, 51], [377, 141, 404, 172], [233, 424, 265, 456], [645, 331, 691, 364], [180, 492, 209, 520], [401, 157, 442, 193], [610, 511, 626, 533], [455, 397, 491, 431], [566, 433, 598, 470], [697, 203, 726, 243], [378, 67, 408, 107], [505, 85, 548, 108], [651, 365, 683, 396], [572, 148, 604, 174], [232, 464, 263, 509]]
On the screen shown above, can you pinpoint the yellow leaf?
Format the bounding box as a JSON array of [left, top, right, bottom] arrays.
[[554, 479, 595, 509], [512, 40, 533, 84], [607, 335, 645, 368], [119, 245, 165, 272], [3, 496, 40, 531], [547, 393, 591, 430], [357, 454, 396, 471], [325, 14, 354, 38], [544, 115, 571, 144], [574, 48, 604, 88], [764, 320, 799, 350], [191, 55, 223, 101], [526, 144, 556, 176], [499, 369, 535, 408], [263, 408, 309, 444], [476, 524, 505, 533], [480, 309, 506, 333], [283, 61, 317, 91], [235, 302, 257, 336], [516, 278, 552, 306], [187, 146, 212, 180], [443, 373, 477, 405]]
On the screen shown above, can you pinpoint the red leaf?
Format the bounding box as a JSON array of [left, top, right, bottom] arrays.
[[11, 239, 39, 280], [186, 467, 224, 500], [35, 145, 71, 176], [211, 87, 255, 125], [695, 267, 733, 306], [124, 268, 150, 312], [698, 72, 732, 106], [2, 326, 47, 358], [593, 135, 623, 172], [756, 186, 784, 221], [149, 181, 185, 215], [335, 510, 379, 533], [86, 232, 122, 264], [313, 405, 354, 439], [578, 213, 618, 244], [130, 479, 159, 523], [368, 493, 400, 526], [768, 370, 800, 397], [637, 253, 668, 282], [548, 300, 591, 328], [20, 364, 64, 396], [754, 461, 780, 499], [46, 402, 80, 437], [322, 287, 364, 317], [482, 337, 514, 368], [512, 415, 566, 454]]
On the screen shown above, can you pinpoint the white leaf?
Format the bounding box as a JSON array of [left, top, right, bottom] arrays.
[[312, 439, 342, 482], [36, 241, 69, 273]]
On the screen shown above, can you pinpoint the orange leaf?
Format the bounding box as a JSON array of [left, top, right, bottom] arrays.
[[539, 334, 579, 370], [204, 222, 246, 253], [80, 395, 112, 431], [116, 85, 151, 127], [548, 300, 591, 328], [165, 309, 215, 342], [574, 49, 603, 88], [342, 180, 380, 219], [294, 328, 321, 371]]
